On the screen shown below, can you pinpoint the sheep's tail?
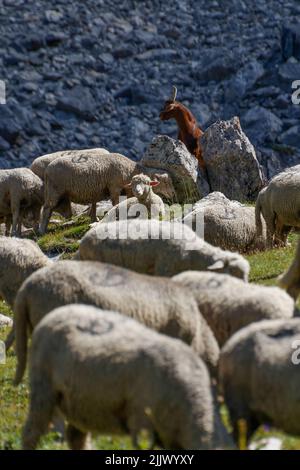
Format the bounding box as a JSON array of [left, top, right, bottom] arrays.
[[14, 289, 29, 386], [255, 192, 263, 237]]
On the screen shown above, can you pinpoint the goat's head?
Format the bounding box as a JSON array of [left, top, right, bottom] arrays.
[[159, 86, 180, 120]]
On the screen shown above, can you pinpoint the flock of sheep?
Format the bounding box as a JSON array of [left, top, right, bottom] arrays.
[[1, 147, 300, 450]]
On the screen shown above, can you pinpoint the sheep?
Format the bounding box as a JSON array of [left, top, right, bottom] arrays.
[[31, 148, 110, 220], [0, 168, 44, 236], [30, 148, 110, 180], [219, 318, 300, 445], [22, 304, 234, 450], [39, 153, 175, 233], [183, 192, 266, 253], [278, 238, 300, 300], [0, 237, 50, 308], [13, 260, 219, 385], [0, 237, 50, 349], [255, 165, 300, 247], [76, 219, 250, 281], [101, 173, 165, 223], [172, 271, 295, 346]]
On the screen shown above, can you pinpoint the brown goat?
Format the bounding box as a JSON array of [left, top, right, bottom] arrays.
[[160, 87, 205, 170]]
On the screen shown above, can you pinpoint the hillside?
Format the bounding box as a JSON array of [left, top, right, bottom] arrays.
[[0, 0, 300, 178]]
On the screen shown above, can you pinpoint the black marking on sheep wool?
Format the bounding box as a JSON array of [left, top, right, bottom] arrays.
[[88, 266, 126, 288], [71, 154, 89, 164], [76, 318, 114, 336]]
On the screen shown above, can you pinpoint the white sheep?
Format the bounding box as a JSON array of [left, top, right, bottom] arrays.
[[77, 219, 250, 281], [39, 153, 175, 233], [30, 148, 110, 180], [0, 168, 44, 236], [13, 260, 219, 385], [172, 270, 295, 346], [101, 173, 165, 223], [255, 165, 300, 247], [22, 304, 234, 450], [0, 237, 50, 349], [183, 192, 266, 252], [278, 238, 300, 300], [219, 318, 300, 445]]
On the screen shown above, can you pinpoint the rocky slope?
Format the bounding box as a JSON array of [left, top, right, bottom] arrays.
[[0, 0, 299, 179]]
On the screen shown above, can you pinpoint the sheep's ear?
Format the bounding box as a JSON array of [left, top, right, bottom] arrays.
[[150, 181, 160, 187], [207, 260, 225, 271], [155, 173, 169, 182], [124, 182, 132, 188]]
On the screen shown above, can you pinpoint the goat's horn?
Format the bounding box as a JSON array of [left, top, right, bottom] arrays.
[[171, 86, 177, 102]]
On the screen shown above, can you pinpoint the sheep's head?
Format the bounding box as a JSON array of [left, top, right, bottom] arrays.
[[159, 86, 179, 121], [125, 174, 159, 199]]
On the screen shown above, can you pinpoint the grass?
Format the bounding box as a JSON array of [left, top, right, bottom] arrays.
[[1, 217, 300, 450]]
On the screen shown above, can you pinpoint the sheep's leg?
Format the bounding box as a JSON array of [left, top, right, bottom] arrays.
[[51, 410, 65, 439], [66, 424, 91, 450], [11, 201, 21, 237], [275, 221, 291, 247], [39, 204, 56, 235], [265, 214, 276, 249], [5, 215, 11, 236], [109, 189, 122, 206], [88, 203, 97, 222], [22, 384, 55, 449], [4, 327, 15, 351]]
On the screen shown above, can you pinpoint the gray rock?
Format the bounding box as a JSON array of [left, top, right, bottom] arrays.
[[278, 61, 300, 82], [0, 313, 13, 329], [193, 48, 242, 82], [135, 48, 178, 61], [225, 59, 265, 100], [141, 135, 207, 203], [282, 23, 300, 60], [280, 125, 300, 147], [56, 86, 96, 121], [201, 117, 264, 201], [0, 136, 11, 151], [242, 106, 283, 145]]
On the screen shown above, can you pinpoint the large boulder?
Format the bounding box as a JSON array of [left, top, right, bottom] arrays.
[[141, 134, 209, 203], [201, 117, 264, 201]]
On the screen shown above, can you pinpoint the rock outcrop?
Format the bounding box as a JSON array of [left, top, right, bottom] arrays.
[[201, 117, 264, 201]]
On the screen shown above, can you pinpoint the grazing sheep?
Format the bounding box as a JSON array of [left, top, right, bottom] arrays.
[[0, 237, 50, 307], [14, 260, 219, 385], [22, 305, 234, 450], [0, 168, 44, 236], [77, 219, 250, 281], [0, 237, 50, 350], [101, 174, 165, 223], [183, 192, 266, 253], [31, 149, 110, 221], [30, 148, 110, 180], [255, 165, 300, 247], [39, 153, 174, 233], [172, 271, 295, 346], [219, 318, 300, 444], [278, 239, 300, 300]]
